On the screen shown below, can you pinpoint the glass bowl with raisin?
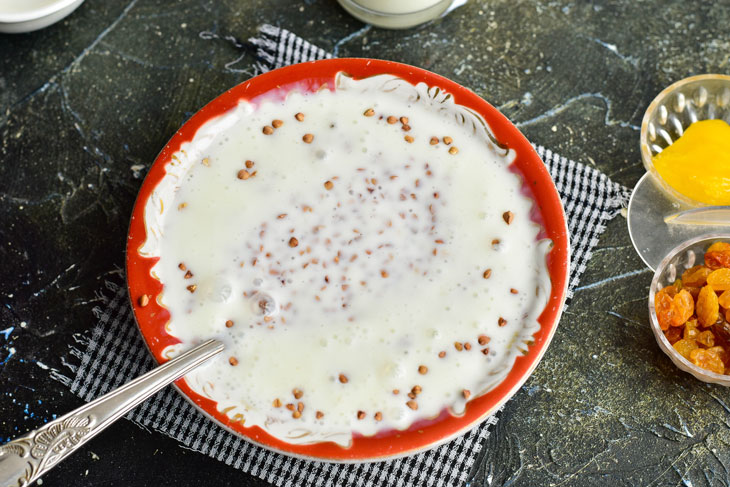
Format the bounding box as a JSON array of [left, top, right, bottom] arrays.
[[649, 234, 730, 384]]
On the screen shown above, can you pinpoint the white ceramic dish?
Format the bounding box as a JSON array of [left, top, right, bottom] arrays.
[[125, 59, 571, 461], [0, 0, 84, 33]]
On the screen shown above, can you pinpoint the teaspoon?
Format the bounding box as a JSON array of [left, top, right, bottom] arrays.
[[0, 339, 224, 487]]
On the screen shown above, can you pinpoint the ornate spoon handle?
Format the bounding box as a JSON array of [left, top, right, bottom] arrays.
[[0, 339, 224, 487]]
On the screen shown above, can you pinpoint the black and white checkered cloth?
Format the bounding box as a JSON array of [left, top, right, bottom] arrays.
[[58, 24, 631, 487]]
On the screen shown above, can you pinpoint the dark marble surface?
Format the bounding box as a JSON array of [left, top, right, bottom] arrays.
[[1, 0, 729, 485]]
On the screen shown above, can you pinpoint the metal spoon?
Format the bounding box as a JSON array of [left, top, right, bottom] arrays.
[[0, 339, 224, 487]]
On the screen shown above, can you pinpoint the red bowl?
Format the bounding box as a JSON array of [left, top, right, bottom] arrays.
[[126, 58, 570, 462]]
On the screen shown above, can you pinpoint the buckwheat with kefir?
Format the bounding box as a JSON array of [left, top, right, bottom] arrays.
[[143, 73, 551, 447]]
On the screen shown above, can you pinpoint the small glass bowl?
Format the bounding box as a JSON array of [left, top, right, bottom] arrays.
[[640, 74, 730, 208], [337, 0, 455, 29], [649, 233, 730, 385]]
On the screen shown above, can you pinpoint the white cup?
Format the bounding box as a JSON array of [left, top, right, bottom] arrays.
[[0, 0, 85, 33], [337, 0, 464, 29]]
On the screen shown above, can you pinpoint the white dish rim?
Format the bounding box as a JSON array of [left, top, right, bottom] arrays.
[[0, 0, 81, 23]]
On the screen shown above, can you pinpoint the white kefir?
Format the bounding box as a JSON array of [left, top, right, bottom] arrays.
[[143, 74, 551, 446]]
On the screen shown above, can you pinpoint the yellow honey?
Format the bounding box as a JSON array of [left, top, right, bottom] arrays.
[[652, 119, 730, 205]]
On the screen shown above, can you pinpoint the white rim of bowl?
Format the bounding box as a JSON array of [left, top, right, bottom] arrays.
[[649, 232, 730, 381], [346, 0, 452, 17], [0, 0, 81, 23]]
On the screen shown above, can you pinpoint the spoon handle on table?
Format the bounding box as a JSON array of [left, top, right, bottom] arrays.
[[0, 339, 224, 487]]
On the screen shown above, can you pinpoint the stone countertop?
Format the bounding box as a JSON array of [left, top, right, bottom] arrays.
[[1, 0, 729, 485]]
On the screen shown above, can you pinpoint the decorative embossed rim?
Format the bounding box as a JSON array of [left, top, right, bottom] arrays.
[[126, 58, 570, 462]]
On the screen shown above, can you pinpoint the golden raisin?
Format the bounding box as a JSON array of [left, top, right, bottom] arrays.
[[707, 268, 730, 292], [683, 319, 699, 340], [684, 286, 701, 300], [697, 330, 716, 347], [706, 251, 730, 270], [660, 284, 678, 298], [708, 346, 727, 363], [697, 285, 720, 327], [682, 265, 712, 287], [689, 348, 725, 374], [719, 290, 730, 309], [654, 289, 674, 331], [673, 339, 698, 360], [670, 289, 694, 327], [664, 327, 682, 344], [712, 319, 730, 344], [707, 242, 730, 253]]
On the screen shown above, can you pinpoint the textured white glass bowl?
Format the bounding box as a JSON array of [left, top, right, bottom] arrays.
[[640, 74, 730, 208], [337, 0, 455, 29], [648, 233, 730, 385]]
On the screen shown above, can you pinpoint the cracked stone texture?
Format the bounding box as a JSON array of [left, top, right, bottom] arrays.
[[1, 0, 729, 486]]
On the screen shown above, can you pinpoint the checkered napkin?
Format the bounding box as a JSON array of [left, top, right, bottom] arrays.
[[56, 25, 631, 487]]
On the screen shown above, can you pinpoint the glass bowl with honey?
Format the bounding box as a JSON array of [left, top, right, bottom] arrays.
[[641, 74, 730, 207], [628, 75, 730, 271]]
